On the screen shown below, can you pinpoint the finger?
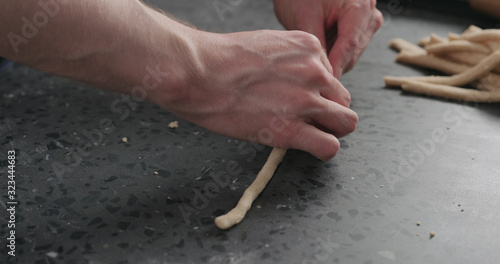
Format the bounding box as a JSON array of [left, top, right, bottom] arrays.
[[295, 18, 334, 75], [325, 26, 338, 55], [308, 99, 358, 138], [328, 2, 372, 77], [295, 8, 327, 50], [341, 9, 384, 74], [318, 48, 334, 76], [318, 74, 351, 108], [287, 122, 341, 161]]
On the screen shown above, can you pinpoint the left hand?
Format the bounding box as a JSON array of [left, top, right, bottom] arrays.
[[273, 0, 383, 78]]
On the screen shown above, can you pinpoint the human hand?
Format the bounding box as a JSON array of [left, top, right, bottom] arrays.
[[273, 0, 383, 78], [151, 30, 358, 161]]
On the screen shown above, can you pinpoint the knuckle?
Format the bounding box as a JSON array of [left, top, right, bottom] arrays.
[[343, 91, 352, 107], [274, 129, 296, 149], [306, 58, 328, 78], [321, 139, 340, 161], [346, 1, 368, 12], [296, 92, 322, 110], [334, 86, 352, 108], [295, 31, 323, 50], [292, 58, 330, 86], [347, 37, 361, 50]]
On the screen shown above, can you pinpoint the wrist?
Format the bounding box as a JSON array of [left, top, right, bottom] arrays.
[[109, 3, 205, 109]]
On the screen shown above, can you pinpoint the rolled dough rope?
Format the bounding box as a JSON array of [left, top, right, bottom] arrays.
[[401, 81, 500, 102], [393, 52, 500, 90], [426, 40, 491, 55], [443, 51, 487, 66], [429, 34, 447, 45], [215, 148, 287, 230], [448, 32, 461, 41], [419, 34, 447, 47], [463, 25, 483, 34], [384, 75, 497, 91], [385, 75, 498, 92], [390, 52, 500, 91], [395, 51, 471, 75], [418, 36, 432, 47], [447, 26, 481, 41], [390, 38, 425, 53], [485, 41, 500, 52], [460, 27, 500, 51], [462, 29, 500, 42], [442, 52, 500, 74], [398, 51, 500, 88]]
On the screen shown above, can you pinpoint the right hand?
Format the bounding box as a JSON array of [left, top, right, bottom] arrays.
[[153, 30, 358, 161]]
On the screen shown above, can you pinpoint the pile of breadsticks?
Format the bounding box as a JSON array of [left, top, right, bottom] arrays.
[[384, 25, 500, 102]]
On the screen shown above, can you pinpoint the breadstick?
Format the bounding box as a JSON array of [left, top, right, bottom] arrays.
[[442, 52, 500, 74], [461, 30, 500, 51], [406, 51, 500, 86], [463, 25, 483, 34], [390, 38, 425, 53], [401, 81, 500, 102], [418, 36, 432, 47], [390, 52, 500, 91], [215, 148, 287, 230], [443, 51, 487, 66], [395, 51, 470, 75], [448, 32, 461, 41], [485, 41, 500, 52], [384, 75, 489, 89], [419, 34, 447, 47], [430, 33, 447, 44], [462, 29, 500, 42], [385, 75, 498, 91], [426, 40, 491, 55]]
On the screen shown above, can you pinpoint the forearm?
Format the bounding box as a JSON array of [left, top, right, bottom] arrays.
[[0, 0, 359, 160], [0, 0, 198, 102]]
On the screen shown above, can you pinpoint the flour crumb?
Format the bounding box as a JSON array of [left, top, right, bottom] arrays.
[[168, 121, 179, 129], [46, 251, 58, 258]]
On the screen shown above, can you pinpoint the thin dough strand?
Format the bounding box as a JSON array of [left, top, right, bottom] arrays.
[[215, 148, 287, 230], [462, 29, 500, 42], [401, 81, 500, 102], [425, 40, 491, 55], [397, 51, 500, 87]]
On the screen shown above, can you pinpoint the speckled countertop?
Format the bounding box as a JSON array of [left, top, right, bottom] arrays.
[[1, 1, 500, 264]]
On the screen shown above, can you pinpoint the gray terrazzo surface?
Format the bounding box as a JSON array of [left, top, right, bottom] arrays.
[[1, 1, 500, 263]]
